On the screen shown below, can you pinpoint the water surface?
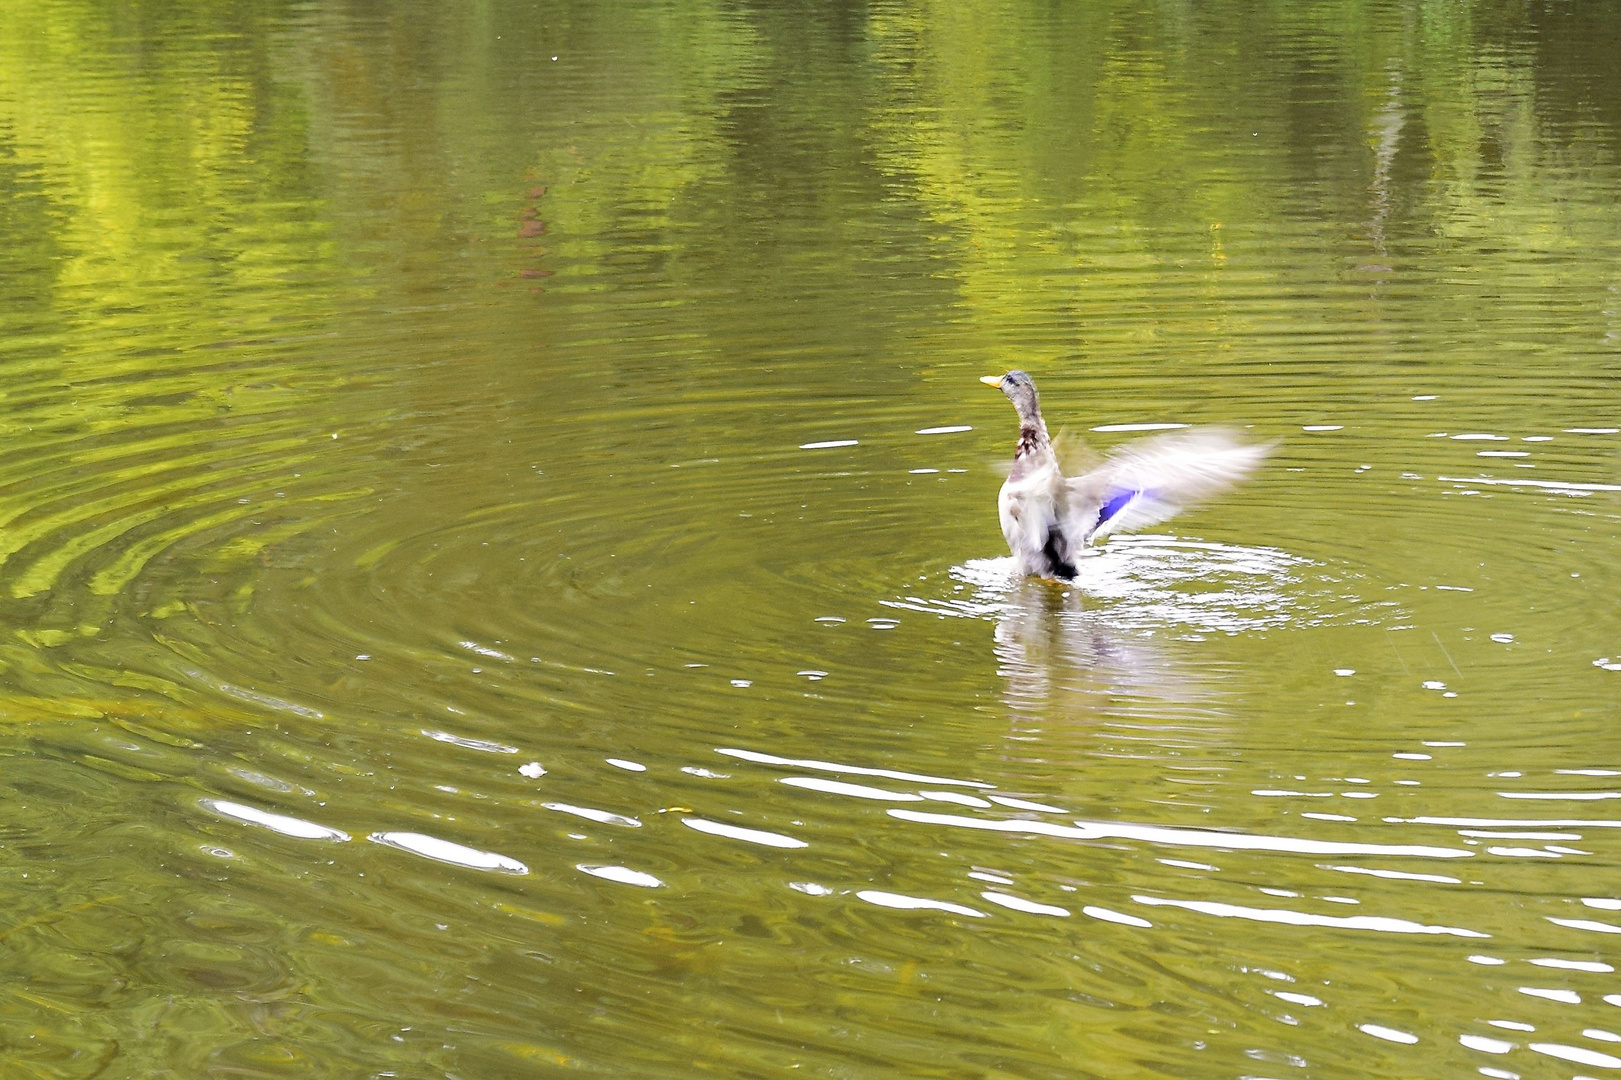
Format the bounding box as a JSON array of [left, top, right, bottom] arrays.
[[1, 0, 1620, 1076]]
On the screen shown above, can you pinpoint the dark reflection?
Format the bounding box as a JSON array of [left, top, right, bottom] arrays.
[[0, 128, 65, 332], [679, 0, 961, 374], [1528, 0, 1621, 149]]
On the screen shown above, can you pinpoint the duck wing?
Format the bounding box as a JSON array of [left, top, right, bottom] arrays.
[[1049, 427, 1104, 476], [1060, 427, 1272, 545]]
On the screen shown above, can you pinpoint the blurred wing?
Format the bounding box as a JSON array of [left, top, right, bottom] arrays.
[[1049, 427, 1103, 477], [1069, 428, 1273, 542]]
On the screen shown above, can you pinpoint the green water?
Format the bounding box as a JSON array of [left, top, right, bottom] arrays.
[[2, 0, 1620, 1075]]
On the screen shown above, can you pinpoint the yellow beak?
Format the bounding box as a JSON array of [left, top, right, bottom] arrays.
[[979, 375, 1005, 388]]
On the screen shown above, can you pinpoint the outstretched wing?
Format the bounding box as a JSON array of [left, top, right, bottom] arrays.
[[1061, 427, 1273, 544], [1049, 427, 1104, 477]]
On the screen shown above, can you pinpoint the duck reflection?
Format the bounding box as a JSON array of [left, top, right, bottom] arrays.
[[989, 576, 1232, 738], [893, 539, 1304, 751], [928, 538, 1312, 756]]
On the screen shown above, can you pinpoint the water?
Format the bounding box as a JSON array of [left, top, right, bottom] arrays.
[[1, 0, 1619, 1075]]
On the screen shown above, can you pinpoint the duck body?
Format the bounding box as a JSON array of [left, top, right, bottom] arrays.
[[997, 436, 1080, 578], [981, 371, 1270, 580]]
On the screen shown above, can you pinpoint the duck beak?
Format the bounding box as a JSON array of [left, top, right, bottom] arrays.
[[979, 375, 1005, 388]]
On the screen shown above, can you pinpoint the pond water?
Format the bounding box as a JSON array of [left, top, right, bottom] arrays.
[[2, 0, 1620, 1076]]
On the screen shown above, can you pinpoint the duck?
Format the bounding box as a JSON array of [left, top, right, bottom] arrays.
[[980, 370, 1271, 579]]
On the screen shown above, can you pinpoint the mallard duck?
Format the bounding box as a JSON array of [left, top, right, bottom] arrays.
[[980, 371, 1271, 579]]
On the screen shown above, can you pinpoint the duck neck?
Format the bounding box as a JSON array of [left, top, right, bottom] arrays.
[[1015, 414, 1050, 459]]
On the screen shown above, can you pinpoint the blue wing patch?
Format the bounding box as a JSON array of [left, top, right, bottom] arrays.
[[1098, 488, 1143, 526]]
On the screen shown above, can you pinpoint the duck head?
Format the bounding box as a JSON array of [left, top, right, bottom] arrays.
[[981, 370, 1050, 455], [981, 369, 1041, 412]]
